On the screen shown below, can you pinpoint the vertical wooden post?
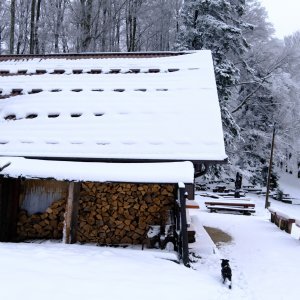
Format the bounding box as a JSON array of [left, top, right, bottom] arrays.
[[0, 178, 20, 242], [265, 126, 276, 209], [178, 183, 190, 267], [63, 182, 81, 244]]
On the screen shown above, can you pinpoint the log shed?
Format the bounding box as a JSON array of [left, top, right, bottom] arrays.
[[0, 51, 227, 267]]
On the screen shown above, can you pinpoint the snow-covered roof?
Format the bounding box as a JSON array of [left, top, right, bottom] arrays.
[[0, 51, 226, 162], [0, 157, 194, 183]]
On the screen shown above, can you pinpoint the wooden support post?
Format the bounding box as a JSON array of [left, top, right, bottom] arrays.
[[0, 178, 20, 242], [178, 183, 190, 267], [265, 126, 276, 209], [287, 219, 295, 234], [63, 182, 81, 244]]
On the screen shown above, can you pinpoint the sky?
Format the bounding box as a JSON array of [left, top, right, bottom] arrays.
[[260, 0, 300, 39]]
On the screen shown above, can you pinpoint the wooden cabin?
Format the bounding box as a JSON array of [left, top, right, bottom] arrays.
[[0, 51, 227, 265]]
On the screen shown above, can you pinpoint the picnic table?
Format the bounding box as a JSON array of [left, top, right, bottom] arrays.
[[242, 185, 263, 193], [205, 198, 255, 215]]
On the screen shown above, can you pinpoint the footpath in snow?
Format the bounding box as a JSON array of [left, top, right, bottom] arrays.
[[192, 191, 300, 300]]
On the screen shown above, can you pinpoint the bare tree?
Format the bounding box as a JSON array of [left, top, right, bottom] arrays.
[[0, 0, 10, 54], [29, 0, 36, 54], [33, 0, 42, 53], [126, 0, 142, 51], [9, 0, 16, 54], [53, 0, 67, 53]]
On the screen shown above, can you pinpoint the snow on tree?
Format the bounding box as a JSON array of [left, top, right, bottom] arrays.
[[231, 1, 300, 184], [175, 0, 252, 155]]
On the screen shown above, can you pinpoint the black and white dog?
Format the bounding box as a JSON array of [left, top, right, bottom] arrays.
[[221, 259, 232, 289]]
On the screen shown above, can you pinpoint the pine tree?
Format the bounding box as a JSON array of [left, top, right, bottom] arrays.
[[176, 0, 251, 149]]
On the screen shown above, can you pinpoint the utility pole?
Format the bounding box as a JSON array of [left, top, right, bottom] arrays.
[[265, 125, 276, 209]]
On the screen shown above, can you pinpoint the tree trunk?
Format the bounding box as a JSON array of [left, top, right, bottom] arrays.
[[34, 0, 42, 54], [126, 0, 140, 52], [54, 0, 65, 53], [80, 0, 93, 52], [10, 0, 16, 54], [29, 0, 36, 54]]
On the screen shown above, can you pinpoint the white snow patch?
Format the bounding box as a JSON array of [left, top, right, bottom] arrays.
[[0, 157, 194, 183]]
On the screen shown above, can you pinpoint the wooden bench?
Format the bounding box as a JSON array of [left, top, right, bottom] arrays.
[[186, 199, 200, 209], [205, 200, 255, 215], [218, 191, 246, 198], [242, 185, 262, 193], [268, 208, 295, 234]]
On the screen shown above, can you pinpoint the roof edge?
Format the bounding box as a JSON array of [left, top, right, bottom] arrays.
[[0, 155, 228, 165], [0, 51, 191, 61]]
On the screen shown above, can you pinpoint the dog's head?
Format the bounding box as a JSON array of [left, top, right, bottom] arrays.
[[221, 259, 230, 267]]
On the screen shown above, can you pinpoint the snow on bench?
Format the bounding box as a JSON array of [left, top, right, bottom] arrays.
[[205, 199, 255, 215], [268, 208, 295, 234], [186, 199, 200, 209], [242, 185, 262, 193], [205, 205, 255, 215], [186, 201, 199, 243]]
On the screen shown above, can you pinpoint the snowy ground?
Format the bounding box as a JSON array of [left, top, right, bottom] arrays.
[[1, 174, 300, 300]]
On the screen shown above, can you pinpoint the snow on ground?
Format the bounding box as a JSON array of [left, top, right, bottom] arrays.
[[1, 175, 300, 300], [0, 242, 221, 300], [277, 172, 300, 200], [192, 192, 300, 300]]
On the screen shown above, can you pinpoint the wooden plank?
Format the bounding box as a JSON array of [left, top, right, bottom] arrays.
[[205, 201, 255, 208], [186, 200, 199, 209], [206, 205, 255, 214], [63, 182, 81, 244], [206, 205, 255, 211]]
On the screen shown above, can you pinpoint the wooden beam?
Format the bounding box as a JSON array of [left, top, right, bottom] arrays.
[[63, 182, 81, 244], [178, 183, 190, 267], [265, 126, 276, 209]]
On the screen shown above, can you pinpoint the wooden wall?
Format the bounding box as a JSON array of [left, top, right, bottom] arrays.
[[0, 178, 21, 242], [21, 180, 68, 214]]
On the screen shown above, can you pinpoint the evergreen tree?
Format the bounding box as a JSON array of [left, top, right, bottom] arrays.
[[176, 0, 252, 149]]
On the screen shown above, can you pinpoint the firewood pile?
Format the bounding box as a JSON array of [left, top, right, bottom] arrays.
[[17, 198, 66, 240], [77, 182, 175, 245], [16, 182, 175, 244]]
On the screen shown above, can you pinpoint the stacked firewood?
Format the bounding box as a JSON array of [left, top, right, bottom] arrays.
[[17, 198, 66, 240], [77, 183, 175, 244], [16, 182, 176, 244]]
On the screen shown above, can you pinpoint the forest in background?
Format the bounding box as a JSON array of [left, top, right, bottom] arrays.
[[0, 0, 299, 185]]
